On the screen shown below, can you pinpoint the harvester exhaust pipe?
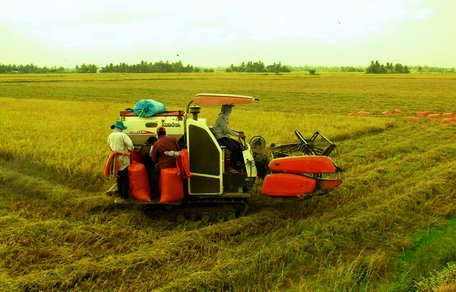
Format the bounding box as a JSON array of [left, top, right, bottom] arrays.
[[189, 105, 201, 120]]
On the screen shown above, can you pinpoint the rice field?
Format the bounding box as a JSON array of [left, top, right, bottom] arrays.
[[0, 72, 455, 291]]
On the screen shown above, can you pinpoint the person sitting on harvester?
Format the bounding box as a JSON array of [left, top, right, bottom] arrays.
[[211, 104, 245, 173], [107, 120, 134, 201], [149, 126, 180, 198]]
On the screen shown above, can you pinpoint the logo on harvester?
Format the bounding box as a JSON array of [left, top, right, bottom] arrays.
[[162, 122, 181, 128], [127, 130, 154, 134]]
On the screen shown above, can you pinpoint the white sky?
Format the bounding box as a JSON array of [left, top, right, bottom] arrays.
[[0, 0, 455, 67]]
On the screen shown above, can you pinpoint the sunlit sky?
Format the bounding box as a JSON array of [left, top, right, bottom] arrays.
[[1, 0, 455, 68]]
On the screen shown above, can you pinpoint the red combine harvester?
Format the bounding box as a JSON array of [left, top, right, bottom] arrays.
[[106, 93, 342, 222]]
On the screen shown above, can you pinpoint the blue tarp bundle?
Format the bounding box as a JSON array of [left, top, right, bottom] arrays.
[[133, 99, 166, 117]]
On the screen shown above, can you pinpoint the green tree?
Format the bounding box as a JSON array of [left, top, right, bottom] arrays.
[[76, 63, 98, 73]]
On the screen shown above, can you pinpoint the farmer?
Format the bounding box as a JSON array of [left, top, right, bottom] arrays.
[[149, 126, 180, 198], [211, 104, 245, 173], [107, 120, 134, 201]]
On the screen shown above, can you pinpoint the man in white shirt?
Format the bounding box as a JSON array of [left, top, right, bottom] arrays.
[[108, 120, 134, 199]]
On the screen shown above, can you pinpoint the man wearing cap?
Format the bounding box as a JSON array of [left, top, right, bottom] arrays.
[[211, 104, 245, 173], [149, 126, 180, 197], [108, 120, 134, 200]]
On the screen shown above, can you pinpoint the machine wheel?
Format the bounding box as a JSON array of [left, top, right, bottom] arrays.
[[188, 212, 198, 221], [175, 214, 186, 223], [226, 211, 236, 221], [200, 212, 210, 223], [216, 212, 225, 222]]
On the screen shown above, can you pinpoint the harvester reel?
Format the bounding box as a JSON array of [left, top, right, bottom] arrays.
[[249, 135, 270, 179], [249, 136, 266, 151]]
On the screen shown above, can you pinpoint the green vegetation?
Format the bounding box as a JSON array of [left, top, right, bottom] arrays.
[[2, 61, 456, 74], [225, 61, 290, 73], [0, 63, 67, 74], [0, 61, 210, 74], [76, 63, 99, 73], [366, 60, 410, 74], [0, 72, 455, 290], [388, 216, 456, 291], [99, 60, 209, 73], [416, 262, 456, 291]]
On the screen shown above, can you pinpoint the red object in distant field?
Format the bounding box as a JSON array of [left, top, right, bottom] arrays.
[[442, 118, 456, 123], [350, 112, 357, 116], [382, 111, 392, 115], [428, 114, 441, 119], [416, 111, 429, 117], [405, 117, 421, 121], [394, 108, 401, 114], [358, 111, 371, 115], [442, 112, 455, 118]]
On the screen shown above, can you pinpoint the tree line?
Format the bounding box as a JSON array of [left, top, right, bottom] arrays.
[[99, 60, 213, 73], [289, 65, 365, 73], [0, 61, 212, 74], [225, 61, 290, 73], [0, 61, 291, 74], [366, 60, 410, 74], [0, 64, 66, 74], [0, 61, 454, 74]]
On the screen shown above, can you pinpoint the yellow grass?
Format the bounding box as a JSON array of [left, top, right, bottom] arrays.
[[0, 72, 455, 291], [0, 96, 390, 191]]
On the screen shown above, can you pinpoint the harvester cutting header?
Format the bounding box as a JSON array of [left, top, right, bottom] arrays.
[[105, 93, 342, 222]]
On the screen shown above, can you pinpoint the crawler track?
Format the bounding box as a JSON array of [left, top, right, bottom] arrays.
[[142, 197, 249, 223]]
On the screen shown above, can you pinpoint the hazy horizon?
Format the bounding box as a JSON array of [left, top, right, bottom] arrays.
[[1, 0, 455, 68], [1, 60, 452, 70]]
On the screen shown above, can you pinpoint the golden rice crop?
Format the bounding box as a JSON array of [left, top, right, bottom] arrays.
[[0, 72, 455, 291], [0, 95, 389, 192]]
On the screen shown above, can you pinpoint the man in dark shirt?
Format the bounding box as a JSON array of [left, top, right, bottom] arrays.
[[149, 126, 180, 197]]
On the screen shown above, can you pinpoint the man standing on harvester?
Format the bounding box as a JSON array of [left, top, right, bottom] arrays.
[[107, 120, 134, 202], [149, 126, 180, 198]]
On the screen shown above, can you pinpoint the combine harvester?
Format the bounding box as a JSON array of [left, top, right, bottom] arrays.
[[106, 93, 342, 222]]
